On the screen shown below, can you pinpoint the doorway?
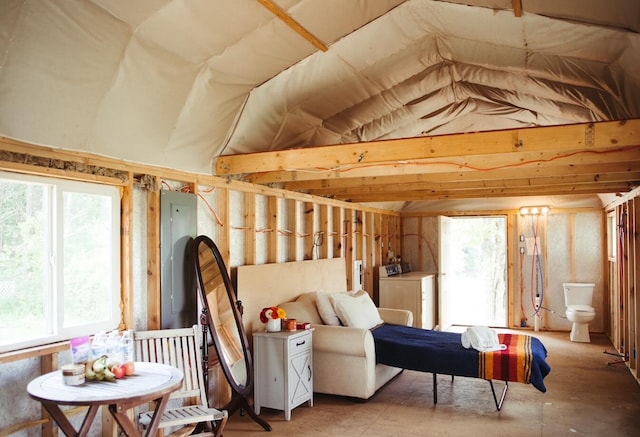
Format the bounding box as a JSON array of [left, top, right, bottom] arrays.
[[439, 216, 507, 328]]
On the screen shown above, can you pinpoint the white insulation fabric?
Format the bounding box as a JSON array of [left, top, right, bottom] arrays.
[[0, 0, 638, 175]]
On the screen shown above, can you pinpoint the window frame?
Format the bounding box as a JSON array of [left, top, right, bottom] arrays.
[[0, 170, 121, 353]]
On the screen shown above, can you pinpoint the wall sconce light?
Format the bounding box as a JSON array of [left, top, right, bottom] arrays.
[[519, 206, 550, 216]]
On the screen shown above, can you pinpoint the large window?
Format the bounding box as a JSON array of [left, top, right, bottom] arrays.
[[0, 171, 120, 353]]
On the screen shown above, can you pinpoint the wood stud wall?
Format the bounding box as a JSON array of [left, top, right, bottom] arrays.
[[0, 138, 400, 436], [608, 190, 640, 383], [3, 136, 639, 434]]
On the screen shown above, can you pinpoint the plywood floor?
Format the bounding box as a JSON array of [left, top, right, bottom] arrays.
[[221, 331, 640, 436]]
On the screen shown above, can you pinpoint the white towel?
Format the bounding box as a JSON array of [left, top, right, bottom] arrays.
[[461, 326, 507, 352]]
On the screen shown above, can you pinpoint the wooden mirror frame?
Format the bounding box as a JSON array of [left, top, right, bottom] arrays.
[[192, 235, 271, 432]]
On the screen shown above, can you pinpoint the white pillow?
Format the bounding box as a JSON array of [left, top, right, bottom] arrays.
[[330, 290, 383, 329], [316, 291, 343, 326]]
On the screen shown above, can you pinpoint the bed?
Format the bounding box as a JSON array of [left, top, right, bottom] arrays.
[[371, 324, 551, 410]]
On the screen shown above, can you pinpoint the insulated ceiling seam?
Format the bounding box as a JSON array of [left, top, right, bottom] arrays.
[[324, 61, 621, 143]]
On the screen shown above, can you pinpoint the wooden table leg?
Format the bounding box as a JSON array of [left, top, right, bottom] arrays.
[[108, 403, 141, 436], [109, 395, 171, 437], [41, 402, 99, 437]]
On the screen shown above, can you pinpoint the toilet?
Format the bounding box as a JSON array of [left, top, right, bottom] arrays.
[[563, 283, 596, 342]]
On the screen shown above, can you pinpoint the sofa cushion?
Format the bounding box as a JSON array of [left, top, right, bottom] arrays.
[[331, 290, 383, 329], [315, 291, 344, 325], [278, 299, 323, 325]]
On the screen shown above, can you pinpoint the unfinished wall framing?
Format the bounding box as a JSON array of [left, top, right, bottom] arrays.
[[0, 137, 400, 435], [607, 190, 640, 383]]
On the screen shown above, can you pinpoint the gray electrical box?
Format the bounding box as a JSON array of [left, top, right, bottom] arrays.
[[160, 190, 198, 329]]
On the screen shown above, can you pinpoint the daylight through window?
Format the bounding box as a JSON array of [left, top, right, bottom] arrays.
[[0, 171, 120, 353]]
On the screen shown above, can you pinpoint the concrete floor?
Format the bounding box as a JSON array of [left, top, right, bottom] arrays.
[[222, 331, 640, 437]]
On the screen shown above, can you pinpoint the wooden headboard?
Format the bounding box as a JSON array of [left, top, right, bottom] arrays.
[[235, 258, 347, 335]]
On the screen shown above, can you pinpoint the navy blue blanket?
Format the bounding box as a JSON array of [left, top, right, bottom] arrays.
[[372, 324, 550, 393]]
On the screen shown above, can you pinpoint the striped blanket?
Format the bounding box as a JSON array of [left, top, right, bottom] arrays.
[[372, 324, 550, 392], [481, 333, 534, 385]]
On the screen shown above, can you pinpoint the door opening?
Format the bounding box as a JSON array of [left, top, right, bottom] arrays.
[[439, 216, 507, 328]]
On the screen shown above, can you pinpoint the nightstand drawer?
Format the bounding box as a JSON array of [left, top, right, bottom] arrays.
[[289, 334, 312, 354]]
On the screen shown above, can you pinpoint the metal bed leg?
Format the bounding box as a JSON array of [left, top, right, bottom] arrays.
[[488, 380, 508, 411], [433, 373, 437, 405], [432, 374, 454, 405], [435, 374, 507, 411]]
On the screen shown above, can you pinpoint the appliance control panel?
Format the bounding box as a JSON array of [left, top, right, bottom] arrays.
[[379, 264, 401, 278]]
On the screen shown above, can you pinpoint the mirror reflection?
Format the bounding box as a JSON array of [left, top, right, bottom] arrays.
[[197, 241, 248, 387]]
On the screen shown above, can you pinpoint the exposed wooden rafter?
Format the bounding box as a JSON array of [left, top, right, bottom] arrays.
[[257, 0, 328, 52], [513, 0, 523, 17]]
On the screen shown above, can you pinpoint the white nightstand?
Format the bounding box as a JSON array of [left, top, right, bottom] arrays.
[[253, 328, 313, 421]]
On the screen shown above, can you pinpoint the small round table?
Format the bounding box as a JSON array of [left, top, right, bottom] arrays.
[[28, 361, 183, 436]]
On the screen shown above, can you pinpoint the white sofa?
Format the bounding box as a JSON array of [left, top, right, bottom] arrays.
[[236, 258, 413, 400], [278, 291, 413, 399]]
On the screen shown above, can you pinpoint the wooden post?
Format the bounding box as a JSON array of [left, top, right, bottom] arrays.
[[146, 180, 162, 330]]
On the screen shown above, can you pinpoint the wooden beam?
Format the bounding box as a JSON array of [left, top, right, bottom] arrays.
[[340, 182, 634, 203], [286, 198, 297, 262], [246, 146, 640, 184], [257, 0, 328, 52], [121, 179, 134, 330], [283, 160, 640, 192], [268, 196, 279, 263], [215, 119, 640, 176], [146, 184, 162, 330], [304, 171, 640, 198], [513, 0, 523, 17], [244, 193, 257, 265]]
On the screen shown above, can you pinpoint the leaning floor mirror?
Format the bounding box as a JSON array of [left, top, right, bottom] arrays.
[[192, 235, 271, 432]]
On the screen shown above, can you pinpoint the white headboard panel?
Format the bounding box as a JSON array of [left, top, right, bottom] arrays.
[[236, 258, 347, 335]]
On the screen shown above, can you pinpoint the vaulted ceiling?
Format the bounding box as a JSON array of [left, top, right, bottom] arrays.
[[1, 0, 639, 210]]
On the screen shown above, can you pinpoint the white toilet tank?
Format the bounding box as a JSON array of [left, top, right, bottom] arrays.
[[563, 283, 595, 307]]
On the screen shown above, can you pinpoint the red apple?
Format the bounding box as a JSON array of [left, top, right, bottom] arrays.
[[111, 364, 125, 379], [123, 361, 135, 376]]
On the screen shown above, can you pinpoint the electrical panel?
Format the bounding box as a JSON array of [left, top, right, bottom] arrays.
[[160, 190, 197, 329]]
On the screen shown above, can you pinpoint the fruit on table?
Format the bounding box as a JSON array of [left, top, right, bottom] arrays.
[[84, 355, 116, 381], [83, 356, 134, 382], [110, 364, 125, 379], [123, 361, 135, 376]]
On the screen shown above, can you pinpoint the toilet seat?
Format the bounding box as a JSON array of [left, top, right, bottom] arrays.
[[567, 304, 595, 315]]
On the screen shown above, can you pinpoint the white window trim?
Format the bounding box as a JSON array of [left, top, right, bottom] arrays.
[[0, 171, 121, 353]]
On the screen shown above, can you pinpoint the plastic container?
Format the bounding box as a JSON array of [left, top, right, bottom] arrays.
[[121, 330, 135, 363], [106, 330, 121, 363], [61, 364, 85, 385], [91, 331, 107, 360]]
